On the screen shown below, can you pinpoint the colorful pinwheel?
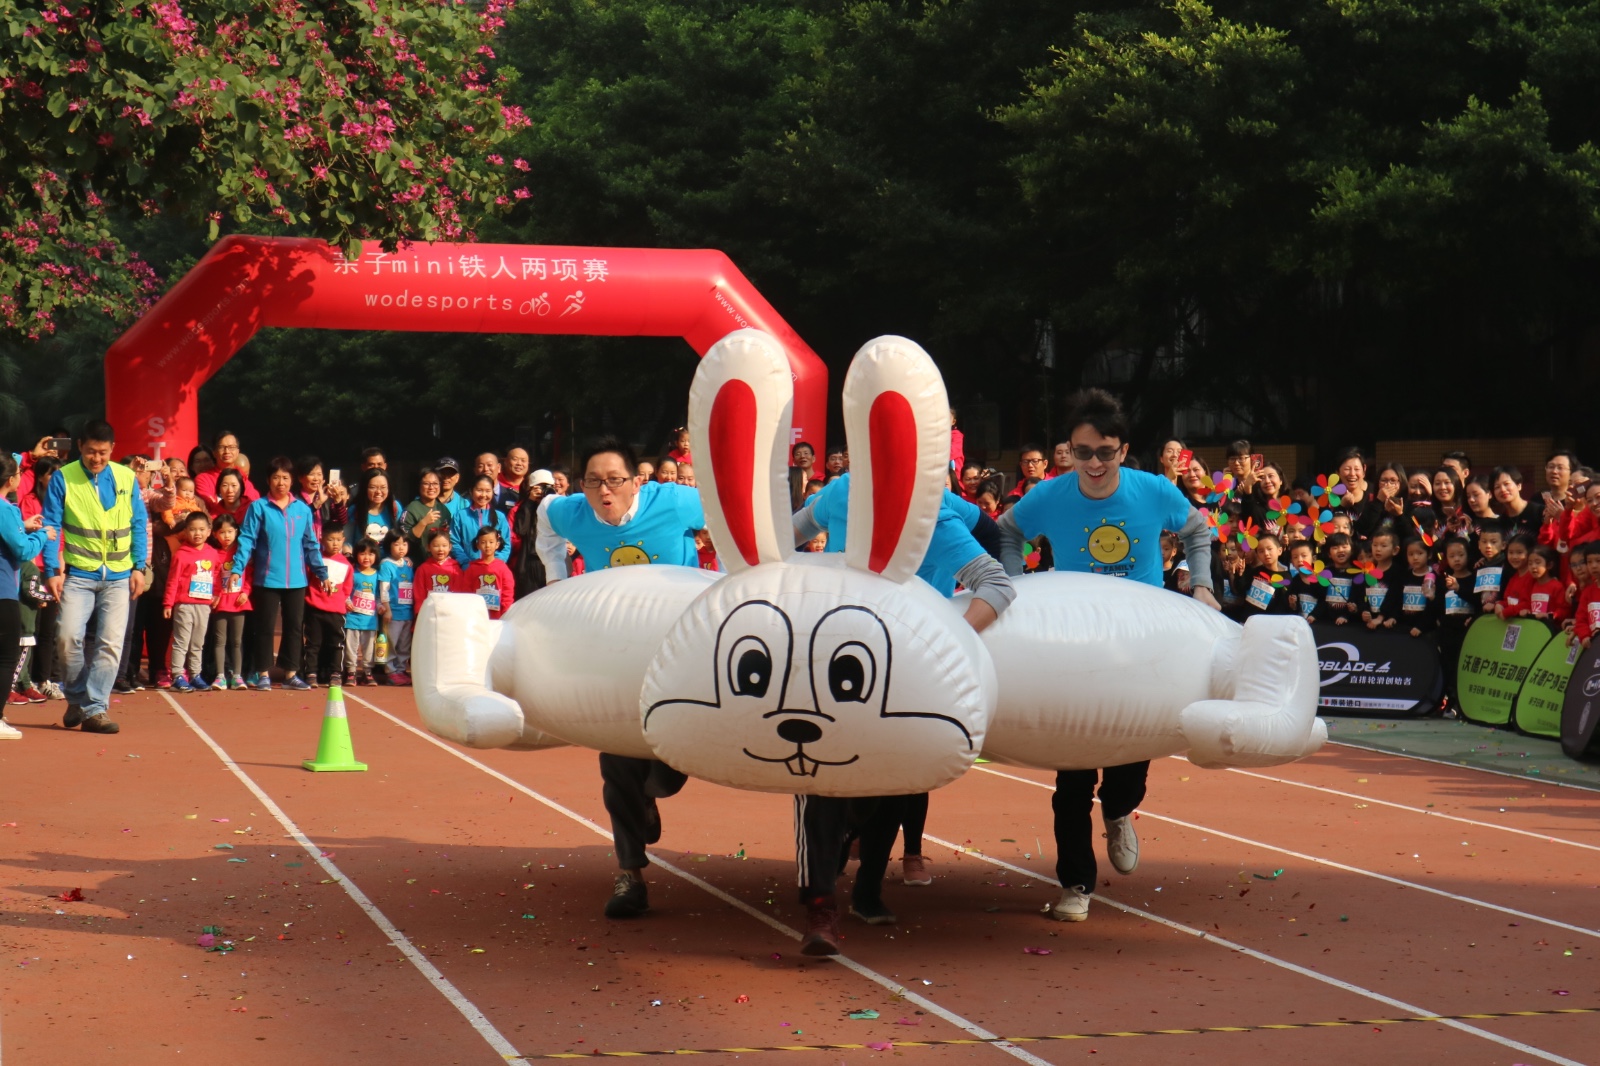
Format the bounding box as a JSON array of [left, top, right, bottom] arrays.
[[1311, 474, 1347, 508], [1235, 516, 1261, 551], [1355, 559, 1386, 586], [1293, 559, 1331, 587], [1411, 516, 1436, 548]]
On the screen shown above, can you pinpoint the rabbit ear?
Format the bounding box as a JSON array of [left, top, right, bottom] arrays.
[[842, 336, 951, 583], [688, 329, 795, 574]]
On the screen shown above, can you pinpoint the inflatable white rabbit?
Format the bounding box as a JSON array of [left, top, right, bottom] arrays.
[[639, 331, 998, 796], [411, 327, 1324, 785]]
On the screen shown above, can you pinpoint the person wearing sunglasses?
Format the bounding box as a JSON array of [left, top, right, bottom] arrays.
[[534, 435, 707, 922], [996, 388, 1220, 926]]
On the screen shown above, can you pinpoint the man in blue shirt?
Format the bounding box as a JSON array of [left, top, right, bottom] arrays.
[[997, 389, 1218, 924], [42, 420, 150, 735], [534, 437, 706, 919], [789, 474, 1015, 954]]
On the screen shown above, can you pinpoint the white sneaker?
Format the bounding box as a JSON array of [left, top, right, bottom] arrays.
[[42, 682, 64, 701], [0, 719, 22, 740], [1105, 815, 1139, 875], [1043, 886, 1090, 922]]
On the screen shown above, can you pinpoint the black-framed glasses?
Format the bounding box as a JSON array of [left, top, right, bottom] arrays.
[[1020, 457, 1047, 466], [581, 476, 631, 490], [1071, 444, 1124, 463]]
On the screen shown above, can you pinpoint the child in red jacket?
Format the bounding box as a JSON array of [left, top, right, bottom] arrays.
[[457, 526, 515, 618], [303, 527, 354, 686], [164, 512, 222, 693], [1570, 544, 1600, 647], [1499, 544, 1568, 624], [414, 530, 462, 613], [207, 514, 253, 690]]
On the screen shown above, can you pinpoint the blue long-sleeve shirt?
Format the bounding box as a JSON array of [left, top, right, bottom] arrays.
[[0, 497, 50, 599], [231, 496, 329, 590], [449, 504, 511, 566], [42, 461, 150, 579]]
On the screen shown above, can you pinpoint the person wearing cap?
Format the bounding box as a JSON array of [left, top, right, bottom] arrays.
[[432, 457, 469, 520], [508, 469, 557, 596], [402, 468, 455, 563]]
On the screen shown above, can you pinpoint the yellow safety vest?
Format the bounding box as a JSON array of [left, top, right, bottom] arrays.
[[60, 460, 136, 574]]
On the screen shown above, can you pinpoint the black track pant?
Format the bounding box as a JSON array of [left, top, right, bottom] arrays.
[[1053, 762, 1148, 893]]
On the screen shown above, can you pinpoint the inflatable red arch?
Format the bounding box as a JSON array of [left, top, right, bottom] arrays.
[[105, 236, 827, 462]]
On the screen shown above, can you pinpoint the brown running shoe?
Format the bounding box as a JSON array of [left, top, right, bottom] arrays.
[[800, 900, 841, 956]]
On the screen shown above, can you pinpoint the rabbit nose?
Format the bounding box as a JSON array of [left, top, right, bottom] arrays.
[[776, 718, 823, 745]]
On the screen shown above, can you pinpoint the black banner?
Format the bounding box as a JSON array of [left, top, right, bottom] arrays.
[[1561, 641, 1600, 760], [1313, 624, 1443, 718]]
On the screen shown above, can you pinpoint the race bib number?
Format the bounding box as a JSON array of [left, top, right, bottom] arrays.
[[1325, 577, 1351, 607], [1402, 587, 1427, 613], [1531, 592, 1550, 617], [476, 582, 501, 612], [1365, 584, 1387, 611], [1296, 594, 1316, 618], [1246, 577, 1275, 611], [1444, 590, 1470, 616], [1587, 601, 1600, 629], [1474, 568, 1502, 594], [352, 590, 376, 615], [397, 581, 414, 605], [188, 569, 214, 599]]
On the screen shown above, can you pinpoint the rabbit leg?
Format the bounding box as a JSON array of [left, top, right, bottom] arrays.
[[1180, 615, 1328, 768], [412, 593, 528, 749]]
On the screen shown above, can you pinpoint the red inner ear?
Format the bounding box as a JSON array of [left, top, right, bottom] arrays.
[[710, 379, 760, 567], [868, 391, 916, 573]]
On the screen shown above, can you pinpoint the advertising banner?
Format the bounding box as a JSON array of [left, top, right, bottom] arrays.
[[1456, 616, 1555, 726], [1314, 625, 1442, 717]]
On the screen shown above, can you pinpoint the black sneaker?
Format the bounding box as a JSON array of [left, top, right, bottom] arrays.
[[604, 873, 649, 919], [113, 677, 135, 694], [801, 900, 842, 956], [81, 714, 120, 735], [849, 895, 897, 926], [62, 704, 85, 729]]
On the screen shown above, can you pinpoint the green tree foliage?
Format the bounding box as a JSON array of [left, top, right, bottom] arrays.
[[1, 0, 530, 339]]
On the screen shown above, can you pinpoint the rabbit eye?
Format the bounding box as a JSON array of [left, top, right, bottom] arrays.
[[729, 636, 772, 698], [827, 643, 874, 704]]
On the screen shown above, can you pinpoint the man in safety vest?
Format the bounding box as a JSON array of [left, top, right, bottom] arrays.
[[43, 420, 149, 735]]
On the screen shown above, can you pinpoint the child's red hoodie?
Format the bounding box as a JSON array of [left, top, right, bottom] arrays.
[[211, 543, 252, 613], [414, 558, 462, 612], [456, 558, 515, 618], [305, 551, 354, 614], [1501, 572, 1569, 623], [1573, 584, 1600, 642], [164, 544, 223, 609]]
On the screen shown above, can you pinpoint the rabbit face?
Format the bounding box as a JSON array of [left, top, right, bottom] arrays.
[[641, 553, 992, 795]]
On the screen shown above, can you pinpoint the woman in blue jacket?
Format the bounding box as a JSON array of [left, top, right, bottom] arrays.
[[449, 476, 511, 567], [0, 454, 51, 738], [230, 456, 330, 692]]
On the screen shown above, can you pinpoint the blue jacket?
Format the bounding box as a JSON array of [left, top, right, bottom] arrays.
[[232, 496, 329, 590], [0, 497, 49, 599], [41, 460, 149, 579], [449, 504, 511, 566]]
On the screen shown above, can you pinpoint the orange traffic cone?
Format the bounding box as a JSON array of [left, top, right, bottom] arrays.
[[302, 685, 368, 772]]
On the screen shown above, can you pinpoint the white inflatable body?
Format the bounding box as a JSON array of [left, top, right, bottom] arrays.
[[411, 328, 1326, 790]]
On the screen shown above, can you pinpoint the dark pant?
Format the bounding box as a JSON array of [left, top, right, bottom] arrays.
[[32, 601, 58, 686], [1053, 762, 1149, 893], [600, 753, 687, 871], [208, 611, 246, 681], [795, 795, 894, 905], [847, 793, 930, 903], [252, 587, 306, 677], [302, 607, 345, 680], [0, 600, 21, 714]]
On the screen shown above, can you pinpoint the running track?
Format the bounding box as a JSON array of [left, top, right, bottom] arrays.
[[2, 687, 1596, 1064]]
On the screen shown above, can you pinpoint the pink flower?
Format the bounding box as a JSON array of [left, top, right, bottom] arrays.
[[512, 158, 529, 171]]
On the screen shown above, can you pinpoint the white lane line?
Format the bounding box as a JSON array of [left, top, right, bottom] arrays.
[[161, 693, 522, 1064], [1327, 738, 1598, 793], [922, 833, 1587, 1066], [974, 765, 1600, 940], [344, 693, 1054, 1066], [1211, 762, 1600, 853]]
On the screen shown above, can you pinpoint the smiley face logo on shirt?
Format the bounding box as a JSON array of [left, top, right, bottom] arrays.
[[1082, 520, 1136, 567], [607, 540, 657, 567]]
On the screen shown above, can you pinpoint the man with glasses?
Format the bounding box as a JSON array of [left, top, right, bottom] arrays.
[[1008, 445, 1048, 498], [997, 389, 1218, 924], [534, 437, 705, 919], [1539, 450, 1583, 560]]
